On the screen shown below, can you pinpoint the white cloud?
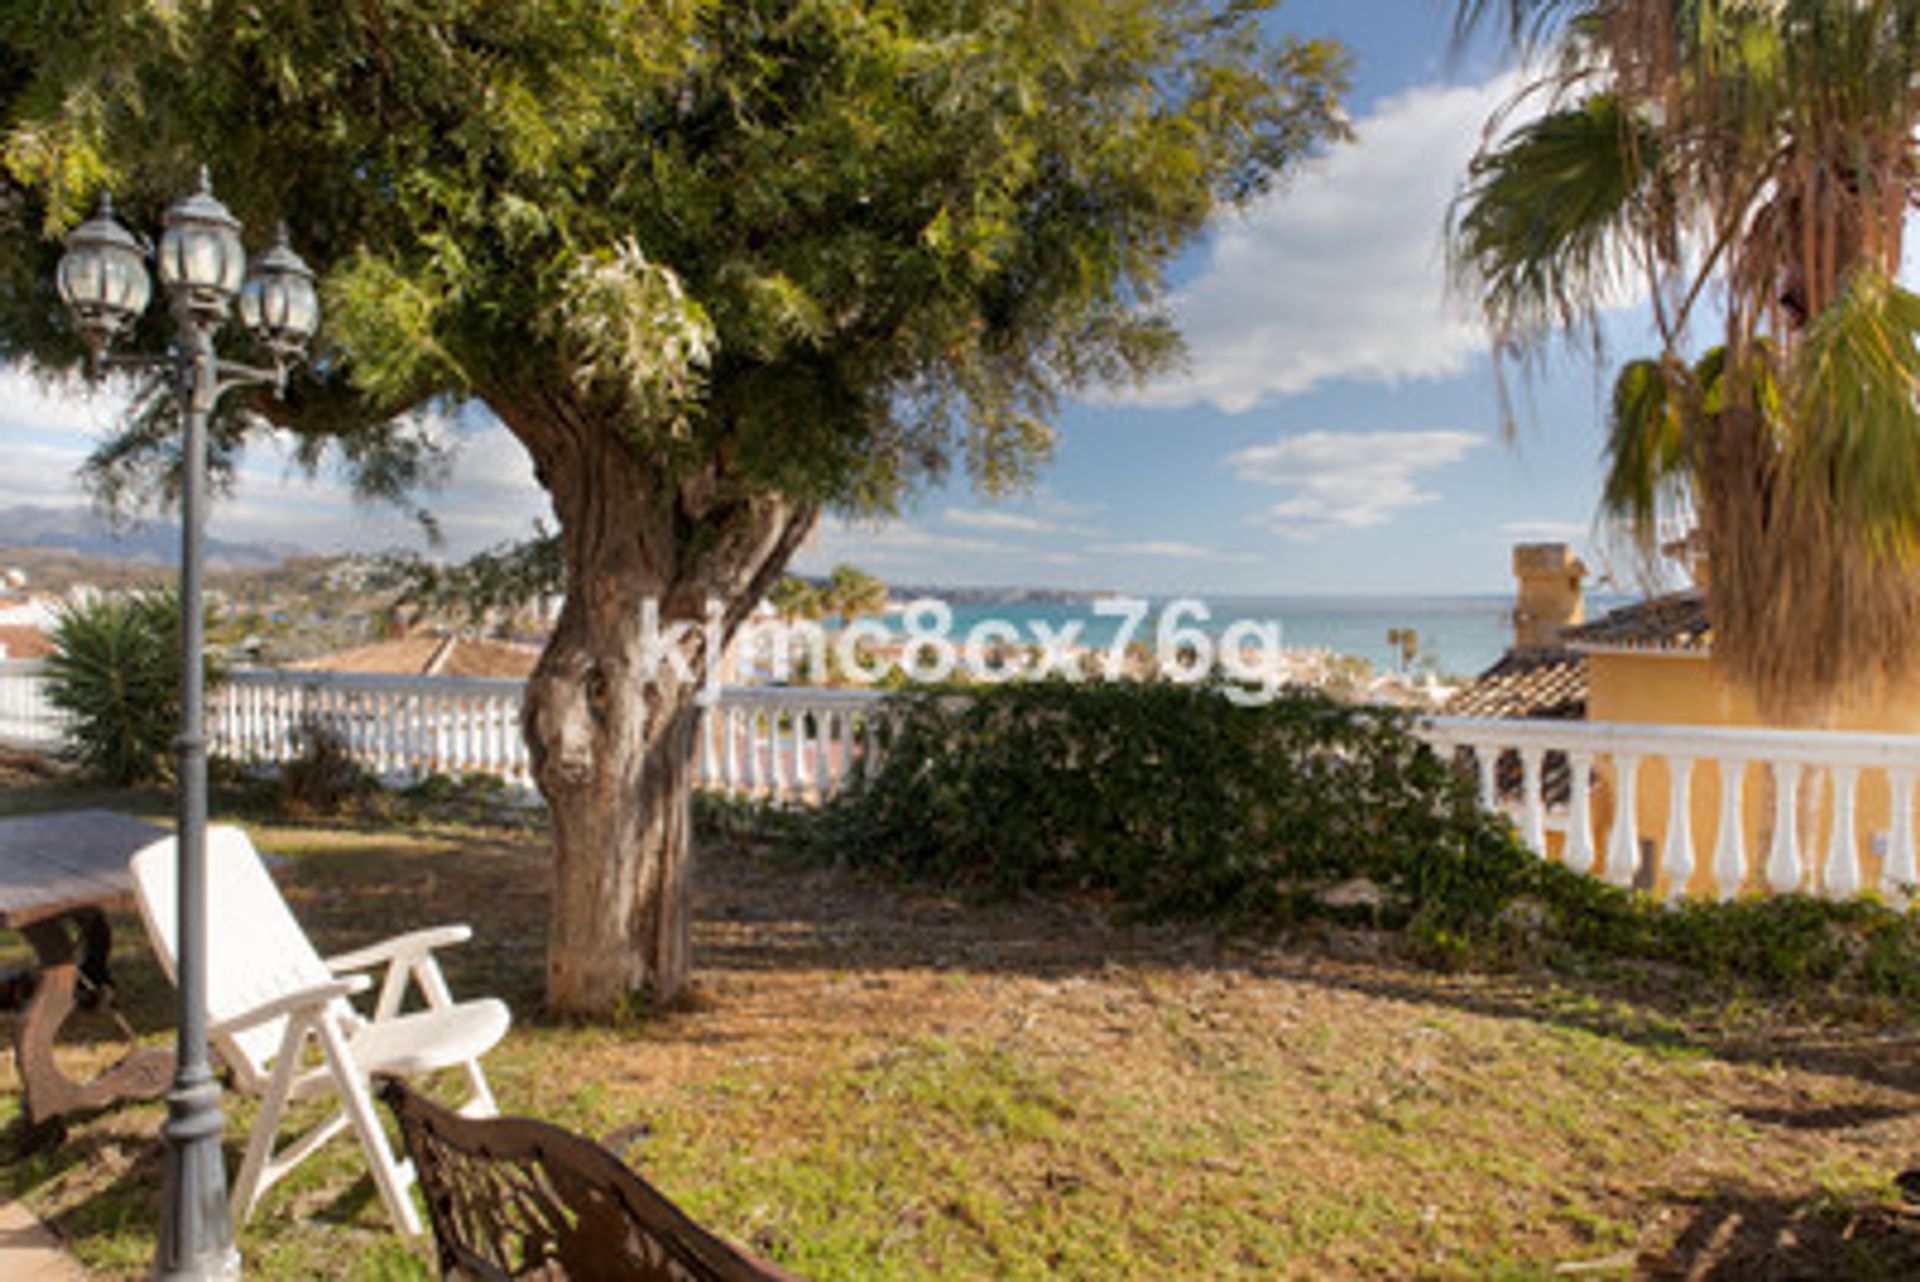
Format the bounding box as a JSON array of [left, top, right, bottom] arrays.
[[0, 368, 550, 558], [943, 508, 1066, 535], [0, 366, 129, 437], [942, 506, 1104, 538], [1500, 519, 1589, 542], [1088, 540, 1257, 564], [1131, 73, 1534, 412], [1227, 429, 1484, 539], [796, 516, 1086, 575]]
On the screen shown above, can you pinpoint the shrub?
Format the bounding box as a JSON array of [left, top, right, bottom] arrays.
[[275, 718, 374, 817], [793, 681, 1534, 932], [790, 681, 1920, 1004], [44, 591, 210, 786]]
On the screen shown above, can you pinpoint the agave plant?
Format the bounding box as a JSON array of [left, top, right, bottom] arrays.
[[1451, 0, 1920, 715], [43, 591, 197, 786]]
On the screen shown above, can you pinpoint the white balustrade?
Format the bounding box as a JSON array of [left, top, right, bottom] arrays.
[[12, 654, 1920, 905], [1418, 715, 1920, 903], [0, 660, 66, 748]]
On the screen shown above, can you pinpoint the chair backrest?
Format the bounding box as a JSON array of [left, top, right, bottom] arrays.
[[129, 825, 337, 1090], [378, 1078, 806, 1282]]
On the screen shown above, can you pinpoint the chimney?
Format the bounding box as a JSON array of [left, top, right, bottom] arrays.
[[1512, 542, 1585, 650]]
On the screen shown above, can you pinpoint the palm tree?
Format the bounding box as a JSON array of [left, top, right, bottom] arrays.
[[766, 575, 824, 624], [822, 564, 889, 624], [1450, 0, 1920, 716]]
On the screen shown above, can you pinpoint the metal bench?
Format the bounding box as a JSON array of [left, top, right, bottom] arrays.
[[379, 1077, 804, 1281]]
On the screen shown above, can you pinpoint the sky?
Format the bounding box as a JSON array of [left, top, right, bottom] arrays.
[[0, 2, 1643, 597]]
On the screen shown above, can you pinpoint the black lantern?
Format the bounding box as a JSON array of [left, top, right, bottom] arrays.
[[157, 168, 247, 324], [56, 194, 152, 358], [238, 225, 320, 365]]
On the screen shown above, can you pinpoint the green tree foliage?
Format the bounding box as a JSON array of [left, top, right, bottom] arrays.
[[822, 563, 887, 622], [1, 1, 1348, 1014], [766, 574, 823, 623], [382, 528, 565, 634], [44, 591, 194, 786], [1451, 1, 1920, 715]]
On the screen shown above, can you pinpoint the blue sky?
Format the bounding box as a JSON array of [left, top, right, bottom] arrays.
[[0, 2, 1639, 596]]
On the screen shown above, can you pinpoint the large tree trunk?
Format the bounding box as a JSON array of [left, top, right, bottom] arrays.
[[503, 390, 815, 1017]]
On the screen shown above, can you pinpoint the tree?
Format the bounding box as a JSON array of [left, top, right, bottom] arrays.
[[2, 2, 1348, 1015], [766, 575, 823, 624], [1386, 626, 1419, 673], [383, 530, 566, 637], [822, 563, 887, 623], [1450, 0, 1920, 717]]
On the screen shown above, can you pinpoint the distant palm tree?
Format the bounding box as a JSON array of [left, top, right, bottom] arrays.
[[767, 575, 824, 623], [1450, 0, 1920, 715], [823, 564, 888, 623], [1387, 626, 1420, 673]]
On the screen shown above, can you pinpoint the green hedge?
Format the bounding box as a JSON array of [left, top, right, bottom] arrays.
[[793, 681, 1535, 933], [787, 681, 1920, 1003]]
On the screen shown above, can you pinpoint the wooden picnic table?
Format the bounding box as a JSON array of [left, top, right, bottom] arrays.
[[0, 810, 174, 1130]]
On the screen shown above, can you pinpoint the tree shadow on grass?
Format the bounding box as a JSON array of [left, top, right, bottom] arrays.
[[1642, 1182, 1920, 1280]]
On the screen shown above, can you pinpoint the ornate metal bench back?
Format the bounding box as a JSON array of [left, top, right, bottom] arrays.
[[379, 1078, 803, 1281]]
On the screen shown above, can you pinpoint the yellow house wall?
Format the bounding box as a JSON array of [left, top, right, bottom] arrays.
[[1579, 651, 1920, 897]]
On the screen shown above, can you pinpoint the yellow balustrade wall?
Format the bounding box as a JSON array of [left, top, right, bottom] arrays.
[[1577, 651, 1920, 898]]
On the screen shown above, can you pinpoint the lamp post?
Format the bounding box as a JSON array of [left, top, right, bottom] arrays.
[[57, 169, 319, 1282]]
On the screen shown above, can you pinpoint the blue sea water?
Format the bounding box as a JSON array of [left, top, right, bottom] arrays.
[[881, 594, 1527, 680]]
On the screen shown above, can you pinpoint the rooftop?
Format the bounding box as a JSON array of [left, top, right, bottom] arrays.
[[288, 633, 539, 680], [1561, 590, 1711, 653]]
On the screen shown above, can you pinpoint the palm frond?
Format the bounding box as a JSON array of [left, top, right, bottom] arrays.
[[1449, 93, 1657, 356], [1787, 266, 1920, 561]]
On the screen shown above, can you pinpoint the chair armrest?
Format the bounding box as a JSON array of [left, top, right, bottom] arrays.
[[325, 925, 473, 975], [212, 975, 372, 1037]]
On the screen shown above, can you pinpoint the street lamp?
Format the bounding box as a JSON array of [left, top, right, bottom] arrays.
[[57, 168, 319, 1282]]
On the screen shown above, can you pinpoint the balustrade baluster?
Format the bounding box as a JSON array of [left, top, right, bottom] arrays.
[[1888, 769, 1918, 898], [1711, 757, 1747, 901], [1519, 747, 1546, 855], [1564, 751, 1596, 874], [1474, 744, 1497, 812], [746, 710, 765, 796], [1662, 755, 1695, 901], [1824, 765, 1861, 898], [1767, 760, 1804, 893], [1606, 754, 1640, 887]]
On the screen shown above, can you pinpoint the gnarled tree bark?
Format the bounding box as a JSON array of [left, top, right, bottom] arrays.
[[502, 389, 816, 1017]]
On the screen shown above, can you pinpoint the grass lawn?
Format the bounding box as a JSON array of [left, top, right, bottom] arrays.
[[5, 758, 1920, 1278]]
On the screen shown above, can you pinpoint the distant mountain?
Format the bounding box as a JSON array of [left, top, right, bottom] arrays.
[[0, 504, 301, 568]]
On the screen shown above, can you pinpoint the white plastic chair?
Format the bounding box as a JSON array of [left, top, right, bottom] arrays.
[[129, 825, 510, 1236]]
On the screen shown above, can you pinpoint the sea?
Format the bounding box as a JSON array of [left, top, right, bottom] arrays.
[[875, 594, 1534, 681]]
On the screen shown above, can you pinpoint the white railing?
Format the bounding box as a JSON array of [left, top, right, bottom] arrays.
[[9, 656, 1920, 901], [1420, 715, 1920, 902], [697, 685, 888, 802], [211, 669, 534, 786], [0, 659, 66, 748], [205, 672, 891, 798]]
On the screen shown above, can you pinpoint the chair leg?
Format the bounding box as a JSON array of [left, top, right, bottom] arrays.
[[316, 1018, 423, 1237], [457, 1058, 497, 1118], [231, 1012, 313, 1226]]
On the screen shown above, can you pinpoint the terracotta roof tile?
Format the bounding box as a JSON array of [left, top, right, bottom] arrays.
[[1561, 590, 1711, 652], [0, 625, 53, 660], [289, 634, 538, 679], [433, 638, 541, 679], [1444, 647, 1587, 720]]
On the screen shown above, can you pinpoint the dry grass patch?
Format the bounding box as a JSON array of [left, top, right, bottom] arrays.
[[1, 807, 1920, 1277]]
